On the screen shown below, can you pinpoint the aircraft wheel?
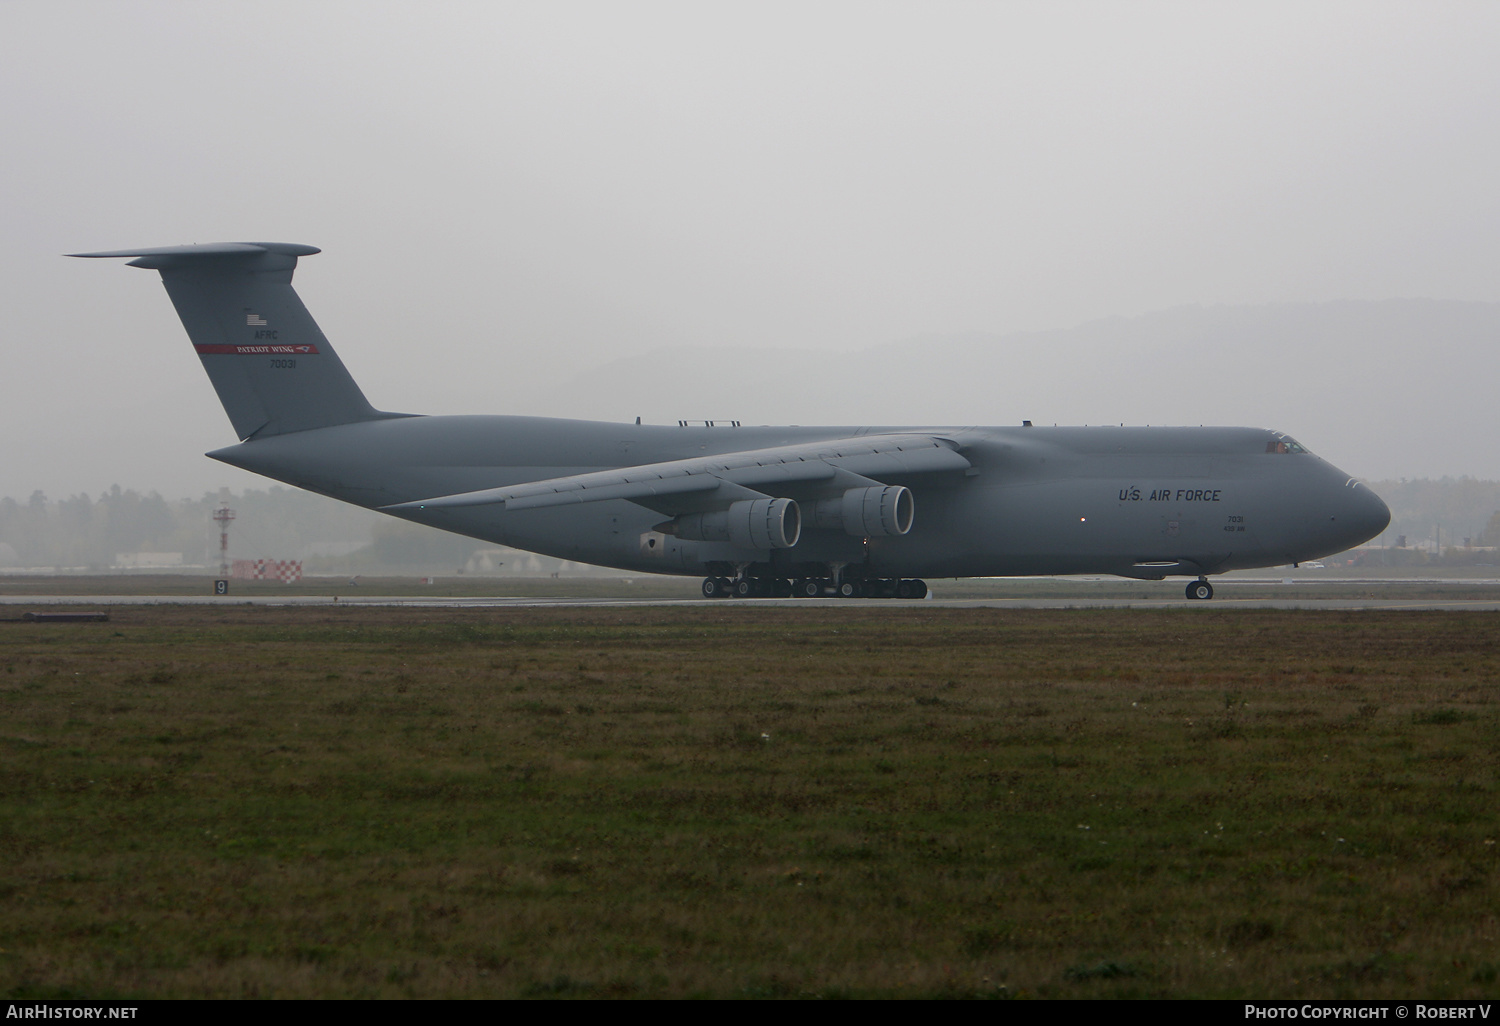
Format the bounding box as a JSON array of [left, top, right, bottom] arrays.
[[800, 579, 823, 598], [911, 580, 928, 599], [1186, 580, 1213, 601], [896, 580, 914, 599], [702, 577, 727, 599], [838, 581, 860, 598], [734, 579, 755, 598], [771, 578, 792, 598]]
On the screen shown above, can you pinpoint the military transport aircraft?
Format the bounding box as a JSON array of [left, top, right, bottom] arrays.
[[72, 242, 1391, 599]]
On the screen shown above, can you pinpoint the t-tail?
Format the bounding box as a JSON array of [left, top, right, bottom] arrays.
[[69, 242, 405, 439]]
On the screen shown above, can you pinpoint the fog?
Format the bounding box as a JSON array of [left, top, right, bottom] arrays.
[[4, 2, 1498, 500]]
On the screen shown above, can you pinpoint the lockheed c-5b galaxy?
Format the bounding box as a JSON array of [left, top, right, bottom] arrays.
[[72, 242, 1391, 599]]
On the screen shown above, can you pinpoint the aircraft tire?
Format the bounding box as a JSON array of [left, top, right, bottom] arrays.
[[838, 581, 860, 598], [702, 577, 725, 599], [799, 579, 823, 598], [910, 579, 928, 599], [771, 578, 792, 598], [1186, 580, 1213, 601], [734, 579, 755, 598], [896, 579, 914, 599]]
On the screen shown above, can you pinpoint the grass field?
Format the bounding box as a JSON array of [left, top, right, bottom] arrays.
[[2, 606, 1497, 998]]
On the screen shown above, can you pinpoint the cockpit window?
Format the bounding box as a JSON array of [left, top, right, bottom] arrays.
[[1265, 436, 1308, 454]]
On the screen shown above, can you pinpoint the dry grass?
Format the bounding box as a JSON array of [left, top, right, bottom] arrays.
[[1, 606, 1497, 998]]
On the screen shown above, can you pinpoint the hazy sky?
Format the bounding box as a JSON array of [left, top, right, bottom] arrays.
[[4, 2, 1499, 499]]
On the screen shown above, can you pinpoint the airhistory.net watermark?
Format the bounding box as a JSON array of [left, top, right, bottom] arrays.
[[6, 1009, 137, 1019]]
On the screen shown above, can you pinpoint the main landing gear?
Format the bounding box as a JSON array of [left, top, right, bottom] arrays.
[[702, 577, 793, 598], [702, 576, 928, 600], [1185, 577, 1214, 601]]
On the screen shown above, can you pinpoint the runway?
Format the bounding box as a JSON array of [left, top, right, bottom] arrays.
[[4, 572, 1499, 613], [4, 592, 1500, 612]]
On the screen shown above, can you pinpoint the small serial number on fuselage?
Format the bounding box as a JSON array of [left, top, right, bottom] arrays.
[[1118, 487, 1222, 502], [269, 359, 297, 369]]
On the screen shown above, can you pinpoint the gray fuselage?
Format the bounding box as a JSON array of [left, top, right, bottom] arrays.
[[210, 416, 1391, 580]]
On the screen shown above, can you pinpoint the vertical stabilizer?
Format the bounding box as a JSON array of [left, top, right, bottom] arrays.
[[70, 242, 399, 438]]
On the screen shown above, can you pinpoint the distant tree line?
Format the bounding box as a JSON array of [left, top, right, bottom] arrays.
[[1368, 477, 1500, 549], [0, 486, 385, 570], [1, 487, 185, 568]]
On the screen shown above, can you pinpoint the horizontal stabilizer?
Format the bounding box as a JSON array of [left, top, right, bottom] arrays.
[[69, 242, 321, 269]]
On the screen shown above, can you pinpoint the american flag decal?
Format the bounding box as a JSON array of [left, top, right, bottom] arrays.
[[246, 313, 267, 326]]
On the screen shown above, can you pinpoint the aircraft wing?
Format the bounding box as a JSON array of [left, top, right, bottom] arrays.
[[383, 433, 969, 515]]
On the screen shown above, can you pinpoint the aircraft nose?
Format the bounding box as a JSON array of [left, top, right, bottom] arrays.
[[1337, 480, 1391, 548]]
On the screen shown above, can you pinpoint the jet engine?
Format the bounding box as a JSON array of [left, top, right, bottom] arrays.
[[667, 497, 802, 549], [811, 485, 914, 537]]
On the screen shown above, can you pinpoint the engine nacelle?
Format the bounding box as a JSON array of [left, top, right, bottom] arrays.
[[667, 498, 801, 549], [812, 485, 914, 537]]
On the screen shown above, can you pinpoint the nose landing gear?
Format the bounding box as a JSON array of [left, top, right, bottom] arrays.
[[1185, 577, 1214, 601]]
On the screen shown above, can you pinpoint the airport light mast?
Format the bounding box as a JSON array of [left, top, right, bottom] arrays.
[[212, 504, 235, 579]]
